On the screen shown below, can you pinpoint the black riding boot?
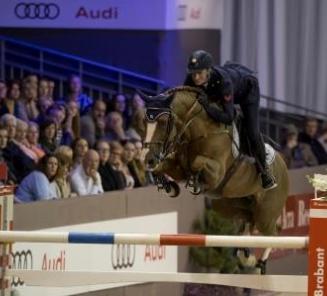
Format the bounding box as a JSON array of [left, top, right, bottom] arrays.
[[253, 139, 277, 191]]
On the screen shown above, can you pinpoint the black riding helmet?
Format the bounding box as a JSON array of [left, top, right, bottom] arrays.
[[187, 50, 213, 73]]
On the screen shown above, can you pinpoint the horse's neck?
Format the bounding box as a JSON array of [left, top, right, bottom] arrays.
[[177, 103, 228, 140]]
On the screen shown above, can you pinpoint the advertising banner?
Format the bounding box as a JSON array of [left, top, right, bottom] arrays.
[[0, 0, 223, 30], [11, 212, 178, 296]]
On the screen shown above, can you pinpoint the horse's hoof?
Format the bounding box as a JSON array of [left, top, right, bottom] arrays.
[[189, 186, 201, 195], [167, 181, 180, 198], [255, 259, 267, 275]]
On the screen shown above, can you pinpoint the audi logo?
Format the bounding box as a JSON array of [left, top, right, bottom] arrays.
[[15, 3, 60, 20], [111, 244, 135, 269], [10, 250, 33, 287]]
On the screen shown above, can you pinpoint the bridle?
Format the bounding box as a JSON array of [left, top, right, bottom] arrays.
[[144, 96, 202, 163]]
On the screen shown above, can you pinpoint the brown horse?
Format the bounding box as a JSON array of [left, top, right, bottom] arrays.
[[141, 86, 289, 239]]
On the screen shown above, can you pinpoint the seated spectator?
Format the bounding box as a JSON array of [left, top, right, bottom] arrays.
[[110, 141, 134, 189], [52, 145, 73, 199], [105, 112, 141, 142], [14, 119, 38, 162], [298, 117, 327, 164], [96, 140, 126, 191], [62, 74, 92, 115], [36, 96, 53, 124], [281, 125, 318, 169], [72, 137, 89, 169], [39, 119, 58, 154], [38, 77, 51, 101], [0, 127, 17, 184], [123, 141, 146, 187], [0, 80, 28, 121], [1, 114, 35, 182], [130, 92, 146, 138], [48, 79, 56, 101], [110, 93, 131, 127], [26, 122, 45, 161], [80, 99, 106, 147], [15, 154, 59, 203], [47, 104, 73, 146], [70, 149, 103, 196], [21, 80, 39, 121], [65, 100, 80, 140], [23, 74, 38, 88]]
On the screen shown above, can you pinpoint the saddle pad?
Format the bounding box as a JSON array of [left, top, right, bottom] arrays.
[[231, 123, 276, 166]]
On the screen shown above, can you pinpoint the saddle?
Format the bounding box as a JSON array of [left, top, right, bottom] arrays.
[[232, 115, 276, 166]]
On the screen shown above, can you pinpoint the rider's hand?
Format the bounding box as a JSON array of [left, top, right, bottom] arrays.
[[197, 94, 208, 106]]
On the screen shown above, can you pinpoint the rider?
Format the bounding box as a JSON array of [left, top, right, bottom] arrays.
[[184, 49, 277, 190]]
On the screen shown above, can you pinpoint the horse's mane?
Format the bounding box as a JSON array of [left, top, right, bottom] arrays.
[[164, 86, 207, 100]]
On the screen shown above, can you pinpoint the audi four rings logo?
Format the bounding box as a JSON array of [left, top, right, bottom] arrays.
[[15, 3, 60, 20], [111, 244, 135, 269], [10, 250, 33, 287]]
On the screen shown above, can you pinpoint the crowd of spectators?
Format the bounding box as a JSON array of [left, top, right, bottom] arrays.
[[281, 117, 327, 169], [0, 74, 150, 203]]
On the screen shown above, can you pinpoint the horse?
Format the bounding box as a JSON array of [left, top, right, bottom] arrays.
[[140, 86, 289, 272]]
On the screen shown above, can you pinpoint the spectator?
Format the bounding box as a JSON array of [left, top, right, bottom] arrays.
[[38, 78, 50, 101], [130, 92, 146, 139], [52, 145, 73, 199], [65, 100, 80, 140], [14, 119, 38, 162], [1, 114, 35, 182], [24, 74, 38, 88], [72, 138, 89, 169], [39, 119, 58, 154], [64, 74, 92, 115], [48, 80, 55, 101], [123, 141, 146, 187], [0, 80, 28, 121], [15, 154, 59, 203], [281, 125, 318, 169], [0, 80, 7, 101], [298, 118, 327, 164], [96, 140, 126, 191], [105, 112, 141, 141], [0, 127, 17, 184], [22, 80, 39, 121], [37, 96, 53, 124], [110, 141, 134, 189], [26, 122, 45, 161], [47, 104, 73, 146], [70, 149, 103, 196], [80, 99, 106, 147]]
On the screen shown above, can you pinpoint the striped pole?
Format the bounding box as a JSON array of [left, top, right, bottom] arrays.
[[0, 231, 308, 249]]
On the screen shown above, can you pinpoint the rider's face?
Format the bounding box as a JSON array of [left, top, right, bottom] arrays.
[[191, 69, 210, 86]]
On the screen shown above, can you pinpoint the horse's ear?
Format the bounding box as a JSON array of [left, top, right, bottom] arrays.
[[136, 89, 151, 104]]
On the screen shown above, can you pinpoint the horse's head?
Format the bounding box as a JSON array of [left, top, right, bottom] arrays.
[[139, 87, 205, 170]]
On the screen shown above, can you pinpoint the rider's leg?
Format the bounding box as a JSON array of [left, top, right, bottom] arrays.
[[240, 76, 277, 190]]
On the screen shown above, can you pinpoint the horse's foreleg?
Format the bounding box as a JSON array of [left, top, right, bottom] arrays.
[[191, 155, 224, 191], [154, 158, 186, 181]]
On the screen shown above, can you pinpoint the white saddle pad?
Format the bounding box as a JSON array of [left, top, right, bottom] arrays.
[[231, 123, 276, 166]]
